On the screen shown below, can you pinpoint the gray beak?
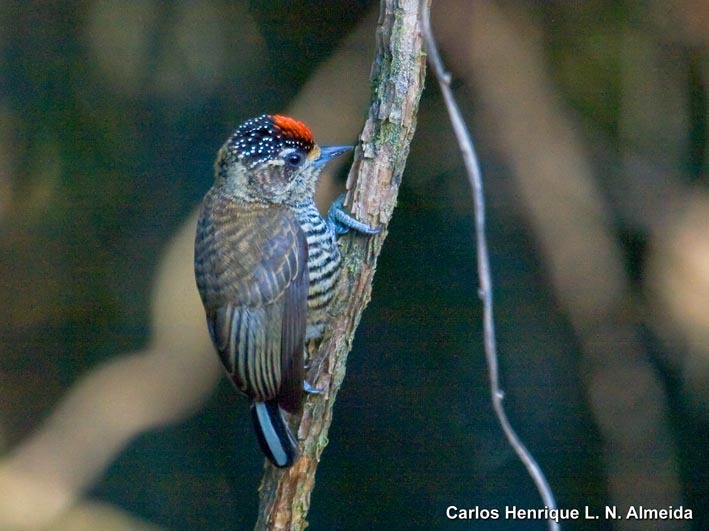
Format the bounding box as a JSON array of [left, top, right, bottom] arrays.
[[313, 145, 352, 169]]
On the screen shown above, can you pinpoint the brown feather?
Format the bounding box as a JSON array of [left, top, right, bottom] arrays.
[[195, 189, 308, 407]]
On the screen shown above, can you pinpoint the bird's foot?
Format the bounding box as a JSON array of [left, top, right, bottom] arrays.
[[304, 380, 323, 395], [327, 194, 381, 235]]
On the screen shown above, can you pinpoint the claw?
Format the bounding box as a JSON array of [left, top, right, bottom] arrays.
[[304, 380, 323, 395], [327, 194, 381, 235]]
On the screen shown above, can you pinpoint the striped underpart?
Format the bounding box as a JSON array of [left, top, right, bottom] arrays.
[[295, 201, 342, 340]]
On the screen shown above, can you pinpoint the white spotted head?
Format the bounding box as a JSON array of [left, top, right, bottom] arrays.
[[214, 114, 351, 205]]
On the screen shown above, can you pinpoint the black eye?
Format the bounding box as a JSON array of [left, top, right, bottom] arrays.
[[285, 152, 304, 167]]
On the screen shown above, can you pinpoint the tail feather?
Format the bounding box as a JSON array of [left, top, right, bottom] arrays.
[[252, 401, 298, 468]]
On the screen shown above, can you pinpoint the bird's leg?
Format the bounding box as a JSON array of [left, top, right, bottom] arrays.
[[304, 339, 319, 369], [327, 194, 381, 235], [304, 341, 324, 394]]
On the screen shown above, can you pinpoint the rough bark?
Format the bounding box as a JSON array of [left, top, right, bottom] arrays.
[[254, 1, 428, 529]]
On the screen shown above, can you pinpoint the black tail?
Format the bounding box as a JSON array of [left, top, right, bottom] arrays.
[[251, 400, 298, 468]]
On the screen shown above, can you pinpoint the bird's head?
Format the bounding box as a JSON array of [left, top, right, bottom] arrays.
[[214, 114, 351, 205]]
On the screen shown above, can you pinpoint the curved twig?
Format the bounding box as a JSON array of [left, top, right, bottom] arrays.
[[420, 2, 559, 530]]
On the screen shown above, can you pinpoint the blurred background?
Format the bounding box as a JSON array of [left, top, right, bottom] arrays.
[[0, 1, 707, 529]]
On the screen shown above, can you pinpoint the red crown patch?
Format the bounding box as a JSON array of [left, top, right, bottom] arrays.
[[271, 115, 315, 147]]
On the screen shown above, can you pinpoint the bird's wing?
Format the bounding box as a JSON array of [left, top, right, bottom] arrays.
[[195, 197, 308, 411]]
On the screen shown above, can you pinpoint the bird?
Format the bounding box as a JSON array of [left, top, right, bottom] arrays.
[[194, 114, 379, 468]]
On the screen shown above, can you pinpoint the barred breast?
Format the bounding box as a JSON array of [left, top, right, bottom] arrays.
[[293, 201, 342, 340]]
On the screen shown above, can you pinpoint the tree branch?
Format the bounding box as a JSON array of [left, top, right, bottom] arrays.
[[254, 1, 428, 529]]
